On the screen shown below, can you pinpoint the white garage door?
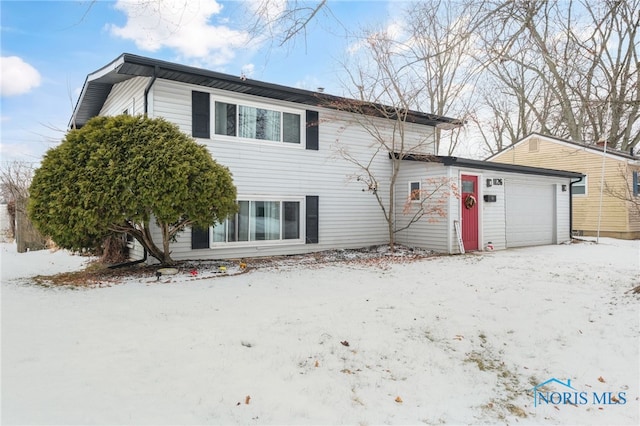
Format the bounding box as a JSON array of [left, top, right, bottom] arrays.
[[505, 182, 555, 247]]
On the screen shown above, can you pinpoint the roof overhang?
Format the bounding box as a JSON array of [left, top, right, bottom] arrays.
[[486, 132, 637, 163], [398, 153, 584, 179], [70, 53, 464, 129]]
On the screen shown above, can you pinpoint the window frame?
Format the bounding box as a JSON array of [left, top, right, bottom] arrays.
[[211, 196, 305, 246], [572, 175, 588, 196], [213, 96, 305, 147], [409, 181, 421, 201]]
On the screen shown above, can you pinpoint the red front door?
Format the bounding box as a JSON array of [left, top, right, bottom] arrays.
[[461, 175, 479, 251]]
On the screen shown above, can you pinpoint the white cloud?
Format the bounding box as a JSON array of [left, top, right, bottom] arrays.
[[108, 0, 250, 66], [0, 56, 41, 97], [244, 0, 287, 34], [240, 63, 255, 78]]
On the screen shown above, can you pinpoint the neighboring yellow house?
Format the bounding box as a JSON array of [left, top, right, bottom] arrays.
[[488, 133, 640, 239]]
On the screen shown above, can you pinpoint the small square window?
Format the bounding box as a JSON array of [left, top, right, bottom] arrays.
[[573, 176, 587, 195], [462, 180, 475, 193], [410, 181, 421, 201]]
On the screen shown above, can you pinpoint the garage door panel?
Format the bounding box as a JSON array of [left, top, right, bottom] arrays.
[[506, 183, 555, 247]]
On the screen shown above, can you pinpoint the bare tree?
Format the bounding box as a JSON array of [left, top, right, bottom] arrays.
[[403, 0, 487, 155], [402, 176, 460, 228], [331, 31, 460, 250], [0, 161, 34, 215], [0, 161, 47, 250], [476, 0, 639, 153], [245, 0, 335, 49]]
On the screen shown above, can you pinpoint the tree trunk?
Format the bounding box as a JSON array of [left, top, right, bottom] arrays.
[[159, 222, 175, 265]]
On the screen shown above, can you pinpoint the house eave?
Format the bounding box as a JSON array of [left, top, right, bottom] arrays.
[[398, 153, 584, 179], [70, 53, 463, 129], [487, 132, 637, 162]]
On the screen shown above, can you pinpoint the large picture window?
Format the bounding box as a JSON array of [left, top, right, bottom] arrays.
[[213, 199, 301, 243], [214, 101, 301, 144]]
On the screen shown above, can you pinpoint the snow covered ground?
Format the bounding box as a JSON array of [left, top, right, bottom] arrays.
[[1, 239, 638, 425]]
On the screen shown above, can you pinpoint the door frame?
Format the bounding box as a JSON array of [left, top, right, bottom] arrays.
[[459, 172, 482, 251]]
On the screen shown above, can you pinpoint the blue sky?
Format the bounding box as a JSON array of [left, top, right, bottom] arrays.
[[1, 0, 396, 163]]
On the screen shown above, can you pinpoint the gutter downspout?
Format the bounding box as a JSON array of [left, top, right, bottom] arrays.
[[144, 66, 159, 116], [569, 176, 584, 240]]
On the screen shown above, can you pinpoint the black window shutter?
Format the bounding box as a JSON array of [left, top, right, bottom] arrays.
[[192, 91, 210, 138], [191, 226, 210, 249], [305, 195, 319, 244], [634, 171, 639, 196], [306, 110, 319, 150]]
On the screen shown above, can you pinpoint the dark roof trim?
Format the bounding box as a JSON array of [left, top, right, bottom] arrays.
[[398, 153, 584, 179], [70, 53, 463, 129]]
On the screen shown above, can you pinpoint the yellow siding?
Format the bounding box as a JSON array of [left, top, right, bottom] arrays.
[[491, 136, 633, 236]]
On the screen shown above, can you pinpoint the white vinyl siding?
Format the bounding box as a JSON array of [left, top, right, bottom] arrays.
[[394, 163, 451, 252], [463, 170, 571, 251], [98, 76, 148, 117], [147, 79, 403, 260], [395, 165, 573, 254], [555, 183, 571, 243], [480, 174, 507, 251]]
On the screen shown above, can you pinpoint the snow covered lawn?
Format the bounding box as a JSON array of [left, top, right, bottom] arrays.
[[1, 239, 638, 425]]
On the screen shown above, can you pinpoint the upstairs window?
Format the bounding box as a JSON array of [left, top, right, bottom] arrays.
[[214, 102, 236, 136], [633, 171, 639, 196], [215, 101, 301, 144]]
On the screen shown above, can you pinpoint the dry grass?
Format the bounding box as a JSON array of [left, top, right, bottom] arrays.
[[30, 245, 440, 288], [32, 261, 155, 288]]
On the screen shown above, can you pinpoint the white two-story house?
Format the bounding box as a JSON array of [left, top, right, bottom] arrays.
[[71, 54, 582, 260]]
